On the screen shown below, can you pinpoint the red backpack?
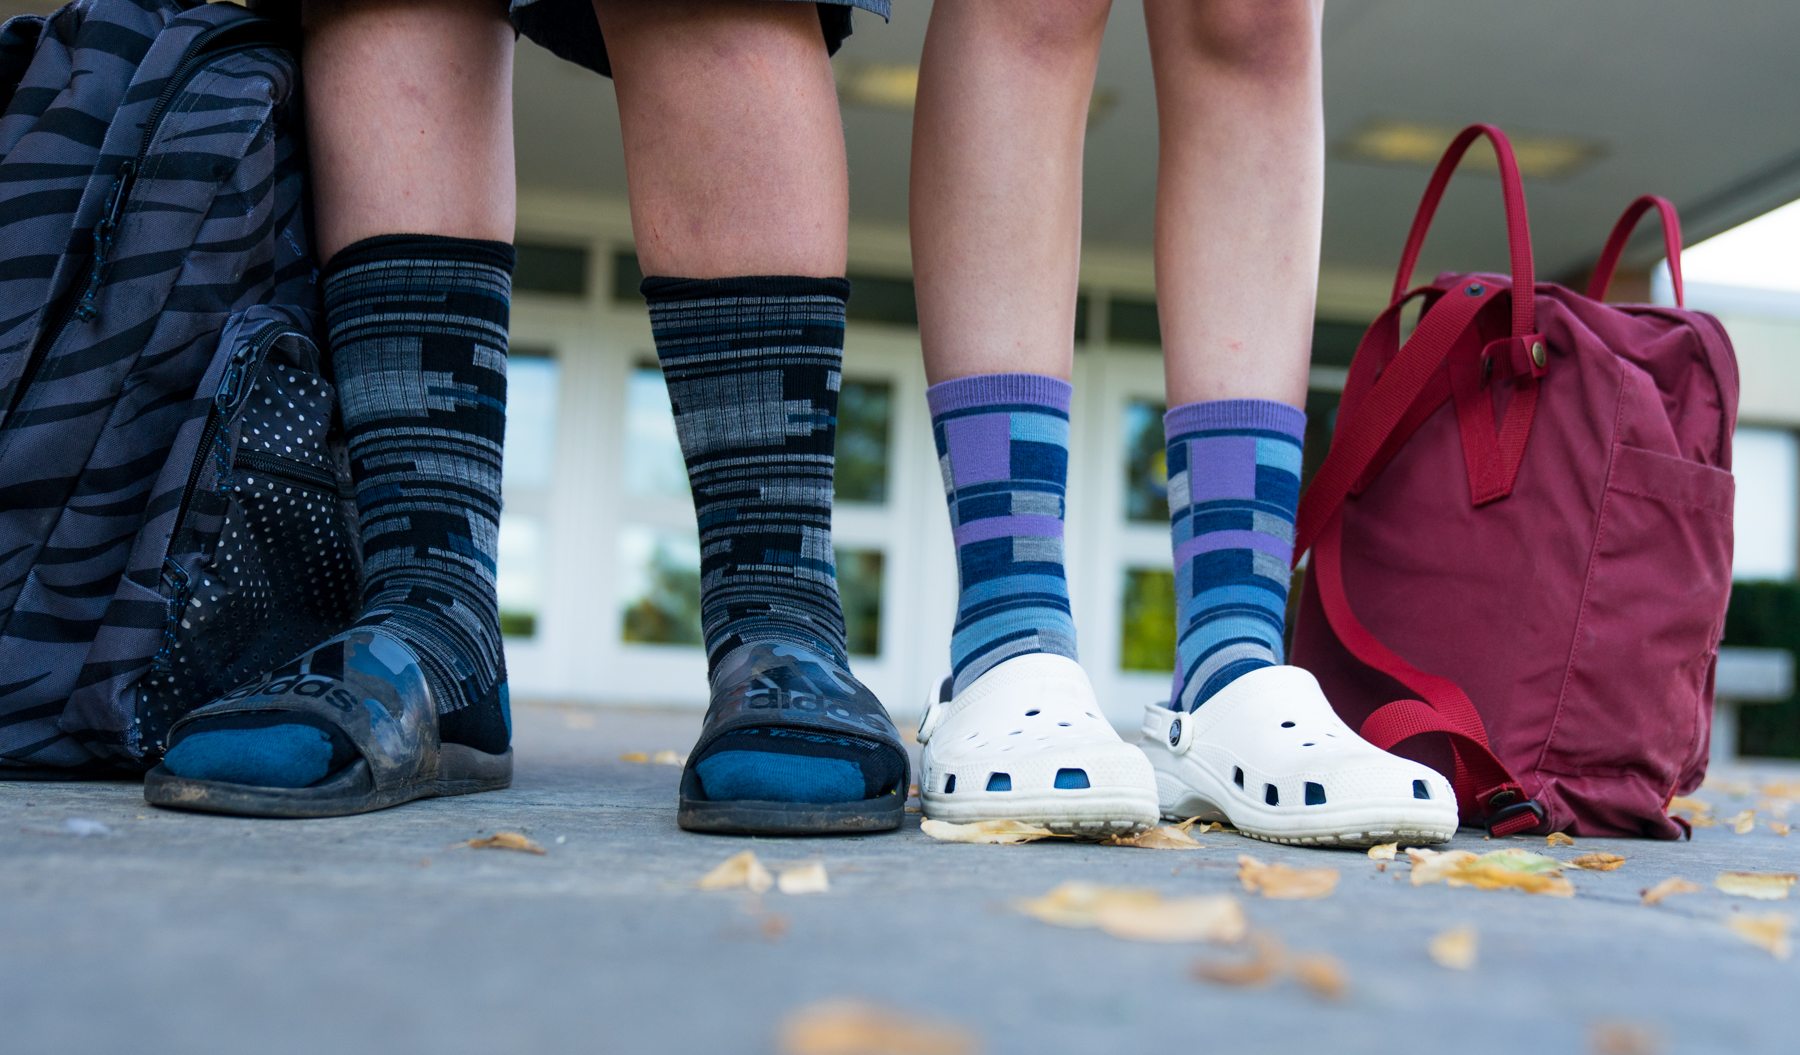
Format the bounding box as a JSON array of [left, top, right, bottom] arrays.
[[1290, 124, 1737, 838]]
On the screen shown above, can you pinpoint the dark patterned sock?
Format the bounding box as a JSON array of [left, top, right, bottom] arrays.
[[332, 234, 514, 752], [642, 275, 851, 675], [164, 235, 513, 787], [645, 275, 868, 805]]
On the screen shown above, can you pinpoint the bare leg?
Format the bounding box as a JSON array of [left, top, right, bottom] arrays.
[[303, 0, 516, 260], [593, 0, 846, 277], [909, 0, 1113, 383], [1144, 0, 1325, 407], [594, 1, 911, 829]]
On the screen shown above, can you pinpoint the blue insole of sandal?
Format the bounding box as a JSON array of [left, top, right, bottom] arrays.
[[693, 749, 865, 805], [163, 723, 343, 789]]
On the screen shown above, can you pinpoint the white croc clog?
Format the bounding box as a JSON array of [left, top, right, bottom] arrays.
[[918, 653, 1159, 836], [1139, 665, 1457, 847]]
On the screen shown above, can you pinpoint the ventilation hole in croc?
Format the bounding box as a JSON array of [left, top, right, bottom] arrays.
[[1057, 721, 1072, 728], [1025, 709, 1040, 717], [1305, 782, 1327, 806], [944, 774, 957, 794], [1233, 767, 1245, 789], [1413, 779, 1431, 800], [1009, 729, 1022, 736], [1280, 721, 1296, 728], [986, 772, 1012, 792], [1265, 784, 1280, 806], [1054, 768, 1090, 790], [1302, 742, 1315, 748]]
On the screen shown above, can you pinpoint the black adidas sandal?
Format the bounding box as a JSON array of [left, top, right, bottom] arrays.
[[677, 642, 909, 836], [144, 628, 511, 818]]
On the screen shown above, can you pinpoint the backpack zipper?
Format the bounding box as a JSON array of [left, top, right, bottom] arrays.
[[172, 321, 291, 531], [0, 15, 289, 431], [233, 447, 341, 495]]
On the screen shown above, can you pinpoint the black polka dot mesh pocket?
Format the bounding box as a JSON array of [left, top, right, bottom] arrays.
[[137, 307, 361, 758]]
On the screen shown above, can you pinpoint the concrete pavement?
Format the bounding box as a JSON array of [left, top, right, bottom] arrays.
[[3, 701, 1796, 1055]]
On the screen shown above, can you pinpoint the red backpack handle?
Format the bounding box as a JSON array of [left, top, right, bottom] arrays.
[[1587, 194, 1686, 306], [1391, 123, 1537, 339]]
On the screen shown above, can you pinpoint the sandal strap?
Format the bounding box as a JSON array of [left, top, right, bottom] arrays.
[[686, 641, 907, 763], [165, 628, 440, 788]]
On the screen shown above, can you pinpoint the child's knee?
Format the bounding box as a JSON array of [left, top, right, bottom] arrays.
[[994, 0, 1114, 61], [1167, 0, 1321, 81]]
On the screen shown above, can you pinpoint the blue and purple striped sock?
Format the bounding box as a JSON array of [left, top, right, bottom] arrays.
[[1165, 399, 1307, 711], [928, 373, 1078, 694]]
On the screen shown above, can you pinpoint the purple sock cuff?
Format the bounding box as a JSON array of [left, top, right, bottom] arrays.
[[927, 373, 1072, 417], [1164, 398, 1306, 441]]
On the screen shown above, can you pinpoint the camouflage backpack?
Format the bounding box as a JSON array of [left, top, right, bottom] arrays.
[[0, 0, 357, 774]]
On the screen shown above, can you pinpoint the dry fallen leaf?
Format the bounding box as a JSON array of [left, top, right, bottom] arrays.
[[1191, 934, 1344, 1002], [700, 850, 774, 894], [1667, 795, 1718, 829], [1367, 842, 1398, 861], [1726, 809, 1756, 835], [1703, 776, 1753, 797], [777, 999, 978, 1055], [778, 861, 831, 896], [618, 752, 650, 763], [463, 831, 545, 855], [1760, 779, 1800, 800], [1641, 877, 1703, 906], [1172, 817, 1227, 835], [652, 750, 684, 766], [1407, 848, 1575, 896], [1429, 926, 1478, 970], [1714, 871, 1797, 901], [1106, 826, 1204, 850], [760, 914, 790, 942], [1590, 1021, 1664, 1055], [1290, 953, 1347, 1001], [1237, 854, 1340, 900], [1016, 882, 1247, 944], [1772, 821, 1792, 837], [919, 819, 1066, 845], [1569, 853, 1626, 872], [1546, 832, 1577, 847], [1725, 912, 1792, 960], [1191, 933, 1284, 989]]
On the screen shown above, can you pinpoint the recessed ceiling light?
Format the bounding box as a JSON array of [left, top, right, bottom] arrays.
[[1336, 120, 1602, 180], [836, 63, 920, 110], [836, 63, 1116, 126]]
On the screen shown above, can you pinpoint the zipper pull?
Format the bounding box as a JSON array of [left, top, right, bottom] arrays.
[[73, 161, 137, 324], [216, 341, 259, 410]]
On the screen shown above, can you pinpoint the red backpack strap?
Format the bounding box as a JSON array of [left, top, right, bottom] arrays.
[[1587, 194, 1685, 306], [1311, 513, 1543, 835]]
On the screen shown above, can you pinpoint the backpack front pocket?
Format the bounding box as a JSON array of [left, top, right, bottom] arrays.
[[1544, 442, 1733, 825]]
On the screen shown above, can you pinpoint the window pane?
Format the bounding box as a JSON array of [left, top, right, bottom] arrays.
[[1123, 399, 1169, 523], [1119, 567, 1175, 673], [843, 273, 917, 327], [618, 527, 703, 647], [1734, 427, 1798, 580], [497, 519, 544, 639], [611, 251, 645, 304], [514, 243, 589, 297], [623, 363, 691, 499], [835, 379, 892, 504], [837, 547, 884, 657], [503, 351, 558, 491]]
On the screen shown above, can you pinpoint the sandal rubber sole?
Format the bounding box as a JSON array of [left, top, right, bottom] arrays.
[[143, 744, 512, 818]]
